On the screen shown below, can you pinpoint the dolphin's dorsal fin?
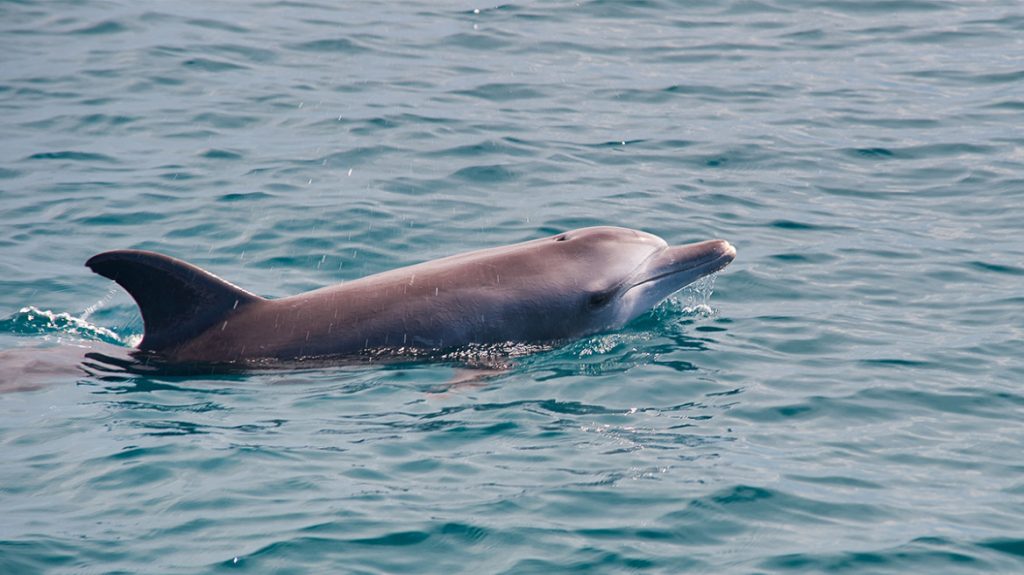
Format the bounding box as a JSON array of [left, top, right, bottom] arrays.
[[86, 250, 264, 352]]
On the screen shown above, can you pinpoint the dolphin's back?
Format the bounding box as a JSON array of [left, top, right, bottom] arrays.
[[86, 250, 263, 352]]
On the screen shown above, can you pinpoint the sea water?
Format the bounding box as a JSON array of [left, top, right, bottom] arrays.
[[1, 1, 1023, 572]]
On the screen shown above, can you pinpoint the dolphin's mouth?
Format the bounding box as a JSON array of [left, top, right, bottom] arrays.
[[626, 240, 736, 292]]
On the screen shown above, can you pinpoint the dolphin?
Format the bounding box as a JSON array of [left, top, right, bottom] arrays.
[[86, 226, 735, 366]]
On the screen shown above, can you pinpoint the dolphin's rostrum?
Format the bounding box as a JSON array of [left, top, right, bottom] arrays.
[[87, 226, 735, 365]]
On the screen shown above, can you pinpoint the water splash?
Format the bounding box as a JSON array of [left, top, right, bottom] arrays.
[[81, 286, 122, 321], [575, 331, 652, 357], [677, 272, 719, 317], [0, 306, 128, 346]]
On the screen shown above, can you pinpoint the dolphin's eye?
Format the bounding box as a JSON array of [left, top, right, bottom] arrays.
[[588, 291, 613, 309], [554, 234, 568, 242]]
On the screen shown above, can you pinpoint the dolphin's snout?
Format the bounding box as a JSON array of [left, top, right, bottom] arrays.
[[714, 240, 737, 266], [704, 239, 736, 274], [669, 239, 736, 270], [628, 238, 736, 294], [721, 240, 736, 259]]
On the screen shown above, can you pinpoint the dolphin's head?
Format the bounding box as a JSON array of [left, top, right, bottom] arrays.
[[534, 227, 736, 335]]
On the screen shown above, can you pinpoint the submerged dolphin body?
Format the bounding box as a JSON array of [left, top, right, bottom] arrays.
[[87, 227, 735, 365]]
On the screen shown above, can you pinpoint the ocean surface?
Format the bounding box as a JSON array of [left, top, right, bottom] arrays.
[[2, 0, 1024, 572]]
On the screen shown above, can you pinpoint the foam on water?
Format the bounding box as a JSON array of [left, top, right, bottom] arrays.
[[1, 306, 127, 346]]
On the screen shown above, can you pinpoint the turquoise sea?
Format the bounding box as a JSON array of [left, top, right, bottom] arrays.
[[2, 0, 1024, 572]]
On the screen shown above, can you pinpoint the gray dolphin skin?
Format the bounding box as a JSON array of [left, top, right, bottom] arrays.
[[86, 226, 735, 365]]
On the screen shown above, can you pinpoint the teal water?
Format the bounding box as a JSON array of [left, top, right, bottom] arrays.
[[3, 0, 1024, 572]]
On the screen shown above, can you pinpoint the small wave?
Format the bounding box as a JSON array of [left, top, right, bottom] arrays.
[[0, 306, 128, 346], [25, 150, 118, 163]]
